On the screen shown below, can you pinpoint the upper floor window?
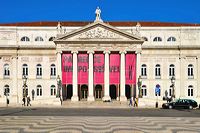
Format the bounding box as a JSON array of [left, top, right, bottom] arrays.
[[155, 64, 161, 78], [141, 85, 147, 96], [35, 36, 44, 42], [169, 64, 175, 76], [188, 64, 194, 78], [188, 85, 193, 96], [50, 64, 56, 77], [22, 64, 28, 76], [50, 85, 56, 96], [141, 64, 147, 77], [49, 37, 55, 41], [21, 36, 30, 42], [4, 64, 10, 77], [36, 64, 42, 77], [36, 85, 42, 96], [142, 37, 148, 41], [153, 37, 162, 42], [167, 36, 176, 42], [4, 85, 10, 96]]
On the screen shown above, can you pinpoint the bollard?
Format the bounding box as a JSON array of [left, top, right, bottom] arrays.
[[155, 102, 158, 108]]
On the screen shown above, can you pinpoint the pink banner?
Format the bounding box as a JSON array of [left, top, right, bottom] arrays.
[[78, 54, 88, 84], [62, 54, 73, 84], [94, 54, 104, 84], [125, 54, 136, 84], [110, 54, 120, 84]]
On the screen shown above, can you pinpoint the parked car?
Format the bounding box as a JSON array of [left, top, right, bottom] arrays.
[[162, 99, 198, 109]]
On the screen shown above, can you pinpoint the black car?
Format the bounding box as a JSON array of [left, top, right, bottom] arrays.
[[162, 99, 198, 109]]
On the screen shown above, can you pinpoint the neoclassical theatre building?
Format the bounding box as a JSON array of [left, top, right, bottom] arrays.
[[1, 15, 200, 106]]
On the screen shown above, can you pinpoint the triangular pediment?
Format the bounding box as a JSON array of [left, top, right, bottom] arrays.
[[54, 22, 144, 43]]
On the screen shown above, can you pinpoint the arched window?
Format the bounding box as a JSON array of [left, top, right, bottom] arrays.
[[167, 36, 176, 42], [169, 64, 175, 76], [21, 36, 30, 42], [142, 37, 148, 41], [141, 85, 147, 96], [36, 85, 42, 96], [50, 64, 56, 76], [36, 64, 42, 77], [50, 85, 56, 96], [4, 64, 10, 77], [155, 64, 161, 78], [188, 64, 194, 78], [188, 85, 193, 96], [4, 85, 10, 96], [22, 64, 28, 76], [49, 37, 55, 41], [141, 64, 147, 77], [153, 37, 162, 42], [35, 36, 44, 41]]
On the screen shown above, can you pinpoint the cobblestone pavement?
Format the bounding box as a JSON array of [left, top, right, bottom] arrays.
[[0, 116, 200, 133]]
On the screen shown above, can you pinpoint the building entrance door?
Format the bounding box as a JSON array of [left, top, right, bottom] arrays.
[[110, 85, 117, 100], [66, 84, 72, 99], [125, 85, 131, 99], [95, 85, 102, 99], [81, 85, 88, 100]]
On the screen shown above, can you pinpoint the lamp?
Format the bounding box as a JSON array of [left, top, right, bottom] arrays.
[[57, 75, 61, 98], [138, 75, 142, 98], [171, 76, 175, 101]]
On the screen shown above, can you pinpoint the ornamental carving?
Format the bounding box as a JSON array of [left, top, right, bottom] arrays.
[[35, 57, 43, 62], [2, 57, 11, 62], [78, 27, 121, 39], [21, 57, 29, 62], [49, 57, 56, 62]]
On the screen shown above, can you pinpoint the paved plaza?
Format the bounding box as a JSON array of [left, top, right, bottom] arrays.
[[0, 116, 200, 133]]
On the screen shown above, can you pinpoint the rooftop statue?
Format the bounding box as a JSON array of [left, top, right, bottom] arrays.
[[95, 7, 103, 22]]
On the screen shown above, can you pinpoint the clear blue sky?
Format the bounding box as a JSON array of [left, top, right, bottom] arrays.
[[1, 0, 200, 23]]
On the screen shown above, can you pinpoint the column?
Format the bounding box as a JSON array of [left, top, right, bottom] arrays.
[[71, 50, 79, 101], [87, 50, 95, 101], [179, 56, 185, 98], [120, 50, 127, 101], [12, 56, 18, 103], [136, 51, 141, 98], [102, 50, 111, 101], [56, 51, 63, 99]]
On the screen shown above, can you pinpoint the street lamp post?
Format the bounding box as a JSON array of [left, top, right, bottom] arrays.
[[22, 75, 27, 106], [171, 76, 175, 101], [57, 75, 61, 98], [138, 75, 142, 98]]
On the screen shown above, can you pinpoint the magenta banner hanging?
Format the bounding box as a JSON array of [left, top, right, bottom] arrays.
[[110, 54, 120, 84], [125, 54, 136, 84], [78, 54, 88, 84], [62, 54, 73, 84], [94, 54, 104, 84]]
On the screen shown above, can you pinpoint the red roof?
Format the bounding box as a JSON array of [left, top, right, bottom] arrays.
[[0, 21, 199, 27]]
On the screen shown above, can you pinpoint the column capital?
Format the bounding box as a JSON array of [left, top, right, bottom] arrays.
[[135, 50, 142, 54], [71, 50, 78, 54], [119, 50, 127, 54], [56, 51, 62, 54], [87, 50, 94, 54], [103, 50, 110, 54]]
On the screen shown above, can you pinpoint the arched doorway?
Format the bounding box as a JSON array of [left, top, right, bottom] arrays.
[[110, 85, 117, 100], [80, 84, 88, 100], [125, 85, 131, 99], [95, 84, 102, 99], [66, 84, 72, 99]]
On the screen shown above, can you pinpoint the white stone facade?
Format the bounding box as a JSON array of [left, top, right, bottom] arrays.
[[0, 21, 200, 106]]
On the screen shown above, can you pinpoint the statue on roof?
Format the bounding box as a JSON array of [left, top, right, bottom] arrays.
[[57, 22, 63, 34], [95, 7, 103, 22]]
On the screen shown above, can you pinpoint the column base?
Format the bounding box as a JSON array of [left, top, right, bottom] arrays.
[[102, 96, 111, 102], [71, 96, 79, 102], [87, 96, 95, 101], [120, 96, 127, 102]]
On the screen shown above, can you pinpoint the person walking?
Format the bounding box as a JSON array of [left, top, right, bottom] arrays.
[[27, 96, 31, 106], [22, 97, 25, 106]]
